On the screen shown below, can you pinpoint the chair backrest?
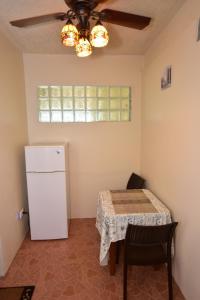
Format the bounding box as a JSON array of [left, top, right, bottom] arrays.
[[126, 173, 146, 189], [125, 222, 178, 247]]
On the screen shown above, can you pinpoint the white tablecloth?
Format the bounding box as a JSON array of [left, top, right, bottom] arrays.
[[96, 189, 172, 265]]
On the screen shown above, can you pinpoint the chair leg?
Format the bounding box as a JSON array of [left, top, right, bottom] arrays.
[[123, 262, 128, 300], [167, 260, 173, 300]]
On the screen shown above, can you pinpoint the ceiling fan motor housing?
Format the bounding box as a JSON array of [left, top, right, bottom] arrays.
[[65, 0, 100, 11], [65, 0, 100, 31]]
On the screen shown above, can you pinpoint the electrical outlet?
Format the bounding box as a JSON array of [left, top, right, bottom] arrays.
[[16, 208, 24, 220], [19, 208, 24, 219]]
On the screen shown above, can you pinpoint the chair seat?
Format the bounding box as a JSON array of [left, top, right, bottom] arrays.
[[127, 244, 167, 265]]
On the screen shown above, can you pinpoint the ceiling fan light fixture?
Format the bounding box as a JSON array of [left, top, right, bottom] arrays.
[[90, 21, 109, 48], [61, 19, 78, 47], [76, 36, 92, 58], [10, 1, 152, 57]]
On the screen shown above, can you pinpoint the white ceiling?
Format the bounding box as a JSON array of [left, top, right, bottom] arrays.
[[0, 0, 185, 55]]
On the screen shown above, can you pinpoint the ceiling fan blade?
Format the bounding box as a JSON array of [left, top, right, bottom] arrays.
[[100, 9, 151, 30], [10, 12, 67, 28]]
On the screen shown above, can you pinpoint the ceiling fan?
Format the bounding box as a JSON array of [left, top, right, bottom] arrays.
[[10, 0, 151, 57]]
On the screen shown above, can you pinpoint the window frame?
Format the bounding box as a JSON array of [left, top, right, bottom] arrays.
[[38, 85, 131, 123]]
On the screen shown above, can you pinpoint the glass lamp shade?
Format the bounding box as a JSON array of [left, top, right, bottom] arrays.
[[61, 21, 79, 47], [75, 37, 92, 58], [90, 23, 109, 47]]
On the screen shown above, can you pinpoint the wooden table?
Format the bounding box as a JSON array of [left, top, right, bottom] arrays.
[[96, 189, 171, 275]]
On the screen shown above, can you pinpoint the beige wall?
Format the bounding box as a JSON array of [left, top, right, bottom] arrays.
[[0, 30, 28, 276], [23, 54, 143, 218], [142, 0, 200, 299]]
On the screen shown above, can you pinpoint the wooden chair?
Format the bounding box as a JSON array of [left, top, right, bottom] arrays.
[[123, 222, 178, 300], [126, 173, 146, 189]]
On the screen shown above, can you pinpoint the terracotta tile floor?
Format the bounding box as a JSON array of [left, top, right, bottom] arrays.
[[0, 219, 185, 300]]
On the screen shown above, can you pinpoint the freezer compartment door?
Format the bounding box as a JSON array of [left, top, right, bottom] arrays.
[[25, 145, 66, 172], [26, 172, 68, 240]]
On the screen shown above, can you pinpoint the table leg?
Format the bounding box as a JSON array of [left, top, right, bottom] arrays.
[[109, 242, 116, 275]]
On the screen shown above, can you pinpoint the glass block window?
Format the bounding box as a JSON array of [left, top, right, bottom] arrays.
[[38, 85, 131, 122]]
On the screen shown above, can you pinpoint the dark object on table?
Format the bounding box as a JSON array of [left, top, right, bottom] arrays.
[[126, 173, 146, 189], [123, 222, 178, 300]]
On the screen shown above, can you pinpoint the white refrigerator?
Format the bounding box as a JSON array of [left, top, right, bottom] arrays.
[[25, 145, 69, 240]]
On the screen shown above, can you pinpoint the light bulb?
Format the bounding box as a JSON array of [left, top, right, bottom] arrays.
[[76, 37, 92, 58], [61, 20, 78, 47], [90, 22, 109, 48]]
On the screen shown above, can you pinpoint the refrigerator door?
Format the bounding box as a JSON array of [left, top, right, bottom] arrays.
[[26, 172, 68, 240], [25, 145, 66, 172]]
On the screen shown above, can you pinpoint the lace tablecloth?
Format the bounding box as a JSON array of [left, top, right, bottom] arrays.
[[96, 189, 172, 265]]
